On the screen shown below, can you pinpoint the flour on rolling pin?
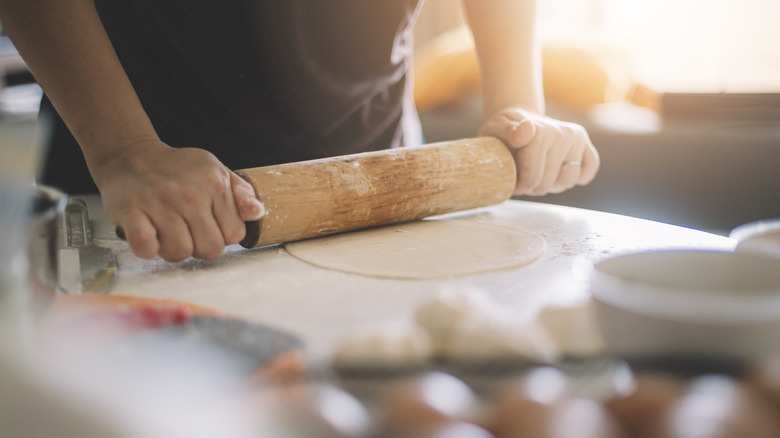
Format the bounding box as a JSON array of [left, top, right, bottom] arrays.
[[236, 137, 516, 248]]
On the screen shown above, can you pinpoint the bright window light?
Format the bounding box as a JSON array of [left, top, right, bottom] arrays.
[[538, 0, 780, 93]]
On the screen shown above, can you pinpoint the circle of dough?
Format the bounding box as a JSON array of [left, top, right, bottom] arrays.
[[285, 219, 545, 279]]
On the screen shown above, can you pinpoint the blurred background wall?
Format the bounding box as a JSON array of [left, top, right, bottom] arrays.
[[414, 0, 780, 234]]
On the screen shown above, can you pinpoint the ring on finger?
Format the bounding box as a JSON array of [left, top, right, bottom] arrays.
[[561, 160, 582, 167]]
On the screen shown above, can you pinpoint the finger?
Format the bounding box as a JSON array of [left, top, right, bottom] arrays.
[[506, 119, 536, 148], [531, 146, 569, 196], [541, 125, 593, 194], [481, 115, 536, 149], [578, 142, 600, 186], [120, 210, 159, 260], [550, 158, 583, 194], [185, 210, 226, 261], [149, 211, 194, 263], [230, 172, 265, 221], [213, 183, 247, 246], [512, 144, 547, 196], [168, 182, 226, 261], [547, 134, 587, 193]]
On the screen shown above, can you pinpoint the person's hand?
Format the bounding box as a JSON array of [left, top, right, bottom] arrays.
[[479, 107, 600, 196], [93, 140, 265, 262]]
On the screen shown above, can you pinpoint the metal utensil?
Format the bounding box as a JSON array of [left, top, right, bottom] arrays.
[[151, 314, 303, 366], [92, 313, 303, 378], [58, 199, 117, 293]]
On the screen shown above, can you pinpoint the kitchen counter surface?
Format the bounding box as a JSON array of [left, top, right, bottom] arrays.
[[79, 196, 735, 362]]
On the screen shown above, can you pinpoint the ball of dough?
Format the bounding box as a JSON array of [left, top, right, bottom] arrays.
[[441, 314, 558, 363], [332, 321, 434, 369], [415, 285, 499, 343], [415, 286, 559, 363], [537, 299, 606, 358]]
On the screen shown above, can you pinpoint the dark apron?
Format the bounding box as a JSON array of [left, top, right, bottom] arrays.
[[41, 0, 423, 193]]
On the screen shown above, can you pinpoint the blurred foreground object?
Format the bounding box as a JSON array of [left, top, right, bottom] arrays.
[[26, 185, 66, 310], [0, 352, 130, 438], [0, 111, 129, 437], [589, 250, 780, 362], [0, 116, 43, 339], [26, 294, 306, 438], [731, 219, 780, 260], [57, 198, 117, 293]]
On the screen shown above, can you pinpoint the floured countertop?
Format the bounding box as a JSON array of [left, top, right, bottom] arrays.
[[78, 197, 735, 363]]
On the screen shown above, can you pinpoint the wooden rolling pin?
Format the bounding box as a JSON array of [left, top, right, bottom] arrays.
[[236, 137, 516, 248]]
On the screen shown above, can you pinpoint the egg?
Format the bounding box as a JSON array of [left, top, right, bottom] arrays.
[[427, 422, 496, 438], [270, 383, 372, 438], [645, 375, 780, 438], [490, 395, 623, 438], [485, 366, 571, 429], [745, 355, 780, 410], [604, 373, 687, 435], [547, 397, 625, 438], [385, 421, 496, 438], [485, 366, 624, 438], [378, 371, 478, 436]]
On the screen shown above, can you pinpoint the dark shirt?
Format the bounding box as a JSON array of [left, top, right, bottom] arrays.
[[41, 0, 423, 193]]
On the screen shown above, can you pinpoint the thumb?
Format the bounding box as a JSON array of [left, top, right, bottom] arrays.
[[507, 119, 536, 149], [230, 172, 265, 221]]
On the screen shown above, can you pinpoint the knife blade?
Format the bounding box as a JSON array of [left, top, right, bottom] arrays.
[[58, 198, 118, 293], [89, 313, 304, 380], [149, 314, 303, 368]]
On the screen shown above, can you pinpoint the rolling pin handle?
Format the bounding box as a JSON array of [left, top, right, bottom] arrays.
[[240, 219, 262, 249]]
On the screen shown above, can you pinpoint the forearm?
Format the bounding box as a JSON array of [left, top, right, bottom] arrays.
[[0, 0, 159, 183], [1, 0, 266, 262], [461, 0, 544, 120]]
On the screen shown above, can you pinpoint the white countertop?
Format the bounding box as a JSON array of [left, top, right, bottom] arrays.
[[80, 197, 735, 362]]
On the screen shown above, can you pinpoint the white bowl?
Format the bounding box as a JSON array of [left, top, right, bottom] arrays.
[[589, 250, 780, 362], [730, 218, 780, 259]]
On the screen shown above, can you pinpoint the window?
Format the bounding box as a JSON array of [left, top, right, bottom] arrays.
[[538, 0, 780, 93]]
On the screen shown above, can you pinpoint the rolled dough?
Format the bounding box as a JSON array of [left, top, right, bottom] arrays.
[[284, 219, 545, 279]]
